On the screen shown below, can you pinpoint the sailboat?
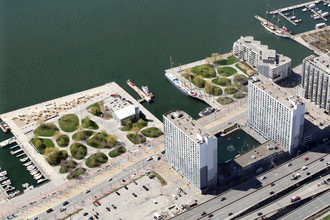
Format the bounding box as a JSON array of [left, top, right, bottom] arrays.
[[260, 7, 291, 38]]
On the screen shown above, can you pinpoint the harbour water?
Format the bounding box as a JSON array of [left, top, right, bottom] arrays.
[[0, 0, 321, 186]]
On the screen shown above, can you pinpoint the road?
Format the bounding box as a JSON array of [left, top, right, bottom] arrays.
[[172, 145, 330, 220]]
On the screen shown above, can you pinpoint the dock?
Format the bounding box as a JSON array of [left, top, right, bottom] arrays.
[[254, 15, 292, 38], [126, 79, 152, 103], [277, 10, 297, 26], [10, 148, 23, 155], [270, 0, 321, 14], [9, 145, 19, 150]]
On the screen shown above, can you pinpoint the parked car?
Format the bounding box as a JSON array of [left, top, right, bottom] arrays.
[[132, 193, 137, 197], [84, 189, 90, 194], [116, 191, 120, 196], [220, 197, 226, 201], [95, 201, 101, 206], [304, 157, 309, 161], [60, 207, 66, 212], [143, 185, 149, 191], [260, 176, 266, 180], [111, 204, 117, 209], [291, 196, 301, 202], [320, 158, 324, 162], [124, 186, 128, 190], [302, 166, 308, 170], [269, 191, 274, 195], [287, 163, 292, 167], [201, 211, 207, 216], [107, 178, 113, 182], [62, 201, 69, 206], [133, 181, 138, 185], [46, 208, 53, 213], [106, 207, 111, 212], [83, 212, 88, 216]]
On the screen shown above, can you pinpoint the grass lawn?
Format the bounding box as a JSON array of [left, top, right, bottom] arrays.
[[34, 123, 59, 137], [225, 87, 238, 95], [214, 56, 238, 65], [70, 143, 88, 160], [192, 64, 216, 78], [86, 103, 102, 116], [109, 147, 126, 158], [31, 138, 55, 154], [235, 62, 255, 76], [72, 130, 94, 141], [87, 132, 118, 148], [56, 134, 70, 147], [85, 153, 108, 168], [82, 118, 99, 130], [58, 114, 79, 132], [217, 97, 234, 105], [218, 67, 237, 77], [233, 92, 246, 99], [141, 127, 163, 138], [151, 171, 167, 186], [59, 159, 77, 174], [121, 119, 148, 131], [205, 86, 223, 96], [212, 77, 232, 86], [67, 168, 86, 180], [126, 134, 146, 144]]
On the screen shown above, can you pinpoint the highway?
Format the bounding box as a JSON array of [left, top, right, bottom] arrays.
[[172, 146, 330, 220], [33, 157, 159, 219]]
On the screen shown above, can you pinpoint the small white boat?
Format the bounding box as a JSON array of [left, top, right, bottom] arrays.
[[302, 7, 310, 12], [315, 23, 327, 28], [0, 176, 8, 182], [289, 16, 296, 20], [24, 161, 32, 166], [321, 11, 329, 17], [20, 157, 29, 162], [30, 170, 38, 175], [37, 178, 47, 184], [294, 19, 302, 23], [27, 165, 35, 171], [34, 174, 42, 180], [0, 170, 7, 177]]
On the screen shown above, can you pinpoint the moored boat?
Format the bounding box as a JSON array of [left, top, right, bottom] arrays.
[[199, 107, 215, 117], [141, 86, 154, 98], [315, 23, 327, 29], [294, 19, 302, 23]]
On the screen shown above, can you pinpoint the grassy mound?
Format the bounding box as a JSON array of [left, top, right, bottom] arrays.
[[121, 119, 148, 131], [205, 86, 223, 96], [56, 134, 70, 148], [214, 56, 238, 65], [126, 134, 146, 144], [86, 103, 102, 116], [67, 168, 86, 180], [59, 159, 77, 174], [34, 123, 59, 137], [218, 67, 237, 77], [72, 130, 94, 141], [217, 97, 234, 105], [82, 117, 99, 130], [109, 147, 127, 158], [141, 127, 163, 138], [225, 87, 238, 95], [234, 74, 248, 86], [233, 92, 246, 99], [58, 114, 79, 132], [212, 77, 232, 86], [45, 150, 68, 166], [192, 64, 216, 78], [85, 153, 108, 168], [87, 132, 118, 149], [70, 143, 88, 160], [31, 138, 55, 154]]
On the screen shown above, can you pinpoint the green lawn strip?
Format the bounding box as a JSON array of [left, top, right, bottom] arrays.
[[86, 102, 102, 116], [70, 143, 88, 160], [212, 77, 231, 86], [59, 159, 77, 174], [233, 92, 245, 99], [214, 56, 238, 65], [87, 132, 117, 149], [56, 134, 70, 147], [72, 130, 94, 141], [217, 97, 234, 105], [126, 134, 146, 144], [58, 114, 79, 132], [218, 67, 237, 77], [34, 123, 59, 137], [225, 87, 238, 95], [85, 153, 108, 168], [31, 138, 55, 154], [150, 171, 167, 186], [61, 208, 83, 220], [109, 147, 126, 158], [205, 86, 223, 96], [141, 127, 163, 138], [192, 64, 216, 78], [82, 118, 99, 130], [67, 167, 86, 180]]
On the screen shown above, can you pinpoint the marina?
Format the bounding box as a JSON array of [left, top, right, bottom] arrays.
[[126, 79, 153, 103], [0, 137, 16, 148]]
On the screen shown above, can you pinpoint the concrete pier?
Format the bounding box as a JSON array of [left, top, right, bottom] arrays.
[[269, 0, 321, 14]]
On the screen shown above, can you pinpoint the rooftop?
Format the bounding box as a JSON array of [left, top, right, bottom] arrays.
[[103, 95, 134, 112], [164, 110, 214, 144], [249, 74, 304, 109], [232, 141, 287, 168], [304, 54, 330, 74]]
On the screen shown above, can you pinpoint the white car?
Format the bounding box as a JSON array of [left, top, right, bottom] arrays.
[[107, 178, 112, 182], [84, 189, 90, 194], [302, 166, 308, 170], [260, 176, 266, 180], [60, 207, 66, 212]]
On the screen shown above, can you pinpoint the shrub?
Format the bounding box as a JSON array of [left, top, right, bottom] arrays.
[[233, 92, 246, 99], [205, 86, 223, 96], [56, 134, 70, 147], [218, 67, 237, 77], [59, 159, 77, 174], [212, 78, 232, 86], [193, 75, 206, 88], [141, 127, 163, 138], [81, 117, 99, 130], [87, 132, 118, 149], [234, 74, 248, 86], [72, 130, 94, 141], [85, 153, 108, 168], [31, 137, 55, 154], [126, 134, 146, 144], [67, 168, 86, 180], [70, 143, 88, 160], [45, 149, 68, 166], [225, 87, 238, 95], [109, 147, 127, 158], [217, 97, 234, 105], [191, 64, 216, 78], [86, 103, 102, 116], [58, 114, 79, 132], [33, 123, 59, 137]]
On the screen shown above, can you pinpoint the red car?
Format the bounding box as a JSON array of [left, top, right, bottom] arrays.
[[304, 157, 309, 161], [95, 201, 101, 206]]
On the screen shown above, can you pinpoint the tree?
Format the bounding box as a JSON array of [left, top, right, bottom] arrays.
[[131, 126, 140, 137], [212, 53, 220, 63], [124, 119, 132, 127], [205, 57, 212, 65], [83, 116, 91, 127], [33, 137, 43, 148], [194, 75, 206, 88], [106, 134, 118, 147]]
